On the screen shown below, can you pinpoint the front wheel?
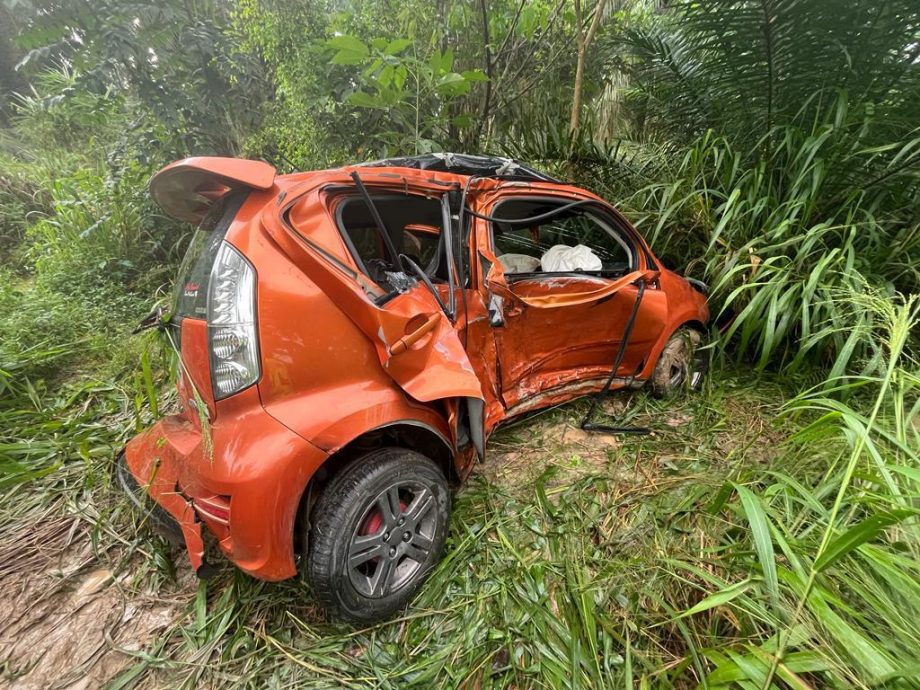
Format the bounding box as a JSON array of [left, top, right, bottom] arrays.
[[305, 447, 450, 624], [649, 328, 708, 397]]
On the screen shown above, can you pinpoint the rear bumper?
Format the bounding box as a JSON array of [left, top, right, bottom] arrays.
[[121, 388, 327, 580], [118, 445, 208, 573], [116, 451, 185, 547]]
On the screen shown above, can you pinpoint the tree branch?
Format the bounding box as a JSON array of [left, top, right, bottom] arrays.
[[475, 0, 493, 146]]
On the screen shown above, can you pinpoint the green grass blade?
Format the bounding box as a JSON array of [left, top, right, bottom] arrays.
[[734, 484, 779, 604]]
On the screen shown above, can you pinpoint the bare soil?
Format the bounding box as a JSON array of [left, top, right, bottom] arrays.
[[0, 517, 191, 690]]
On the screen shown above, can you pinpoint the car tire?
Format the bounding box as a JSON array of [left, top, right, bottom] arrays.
[[305, 447, 450, 624], [649, 328, 708, 397]]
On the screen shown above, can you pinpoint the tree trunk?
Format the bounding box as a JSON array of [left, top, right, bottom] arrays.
[[0, 5, 25, 125], [475, 0, 493, 148], [568, 0, 609, 141]]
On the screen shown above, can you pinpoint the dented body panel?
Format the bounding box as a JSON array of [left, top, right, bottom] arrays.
[[123, 155, 709, 580]]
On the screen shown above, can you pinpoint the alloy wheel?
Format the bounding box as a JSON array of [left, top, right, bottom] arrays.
[[347, 482, 437, 598]]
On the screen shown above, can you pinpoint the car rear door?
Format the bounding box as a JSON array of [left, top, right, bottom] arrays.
[[261, 173, 487, 454]]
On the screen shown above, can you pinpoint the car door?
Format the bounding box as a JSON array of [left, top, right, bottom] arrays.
[[476, 192, 668, 411], [262, 173, 488, 455]]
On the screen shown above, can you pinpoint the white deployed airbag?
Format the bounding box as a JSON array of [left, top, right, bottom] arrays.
[[498, 253, 542, 273], [540, 244, 602, 272]]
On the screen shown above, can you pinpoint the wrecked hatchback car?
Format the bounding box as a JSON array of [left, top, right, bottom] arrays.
[[118, 153, 709, 623]]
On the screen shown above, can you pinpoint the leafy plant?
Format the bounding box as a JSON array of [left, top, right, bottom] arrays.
[[323, 33, 487, 155], [621, 0, 920, 153], [11, 0, 267, 155], [611, 99, 920, 373]]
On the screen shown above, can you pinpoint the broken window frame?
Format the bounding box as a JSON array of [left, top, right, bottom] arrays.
[[330, 187, 459, 315], [487, 196, 641, 281]]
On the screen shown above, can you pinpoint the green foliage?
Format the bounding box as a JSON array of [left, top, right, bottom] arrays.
[[11, 0, 268, 155], [234, 0, 589, 161], [323, 33, 488, 154], [26, 161, 180, 301], [0, 149, 50, 260], [587, 0, 920, 372], [0, 1, 918, 687], [10, 65, 128, 149], [622, 0, 920, 151], [0, 54, 188, 489], [613, 113, 920, 373], [692, 289, 920, 688]]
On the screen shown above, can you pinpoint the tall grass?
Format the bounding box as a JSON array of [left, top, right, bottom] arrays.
[[596, 99, 920, 374], [660, 288, 920, 688]]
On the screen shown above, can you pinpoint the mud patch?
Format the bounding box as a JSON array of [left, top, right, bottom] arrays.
[[477, 414, 627, 492], [0, 521, 188, 690]]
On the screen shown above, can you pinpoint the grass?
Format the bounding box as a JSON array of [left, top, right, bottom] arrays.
[[6, 355, 917, 689], [1, 238, 916, 688]]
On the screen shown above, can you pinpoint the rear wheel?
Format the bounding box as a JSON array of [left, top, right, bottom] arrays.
[[649, 328, 708, 397], [305, 447, 450, 624]]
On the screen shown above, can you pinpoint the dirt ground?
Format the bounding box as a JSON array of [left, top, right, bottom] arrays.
[[0, 515, 193, 690]]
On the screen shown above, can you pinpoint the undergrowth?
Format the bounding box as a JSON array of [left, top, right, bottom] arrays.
[[1, 1, 919, 686], [3, 352, 917, 688]]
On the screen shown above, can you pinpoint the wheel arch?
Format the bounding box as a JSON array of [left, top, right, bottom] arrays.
[[294, 420, 455, 557], [638, 312, 710, 381], [679, 319, 708, 335]]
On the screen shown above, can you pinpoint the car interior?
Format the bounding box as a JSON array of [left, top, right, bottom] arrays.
[[337, 194, 452, 291], [491, 198, 634, 278], [336, 193, 636, 295]]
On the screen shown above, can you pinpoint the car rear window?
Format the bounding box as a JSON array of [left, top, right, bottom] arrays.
[[337, 194, 442, 267], [172, 192, 248, 319]]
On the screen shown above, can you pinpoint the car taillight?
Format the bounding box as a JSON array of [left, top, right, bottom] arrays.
[[207, 242, 260, 399]]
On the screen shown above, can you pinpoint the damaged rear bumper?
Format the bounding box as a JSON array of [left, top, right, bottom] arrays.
[[118, 393, 328, 581], [115, 449, 207, 575], [116, 451, 184, 546]]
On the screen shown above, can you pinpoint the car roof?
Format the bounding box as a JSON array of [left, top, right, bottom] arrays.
[[354, 152, 563, 183]]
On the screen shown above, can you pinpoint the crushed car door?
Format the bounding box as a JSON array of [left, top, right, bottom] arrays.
[[477, 193, 668, 411], [262, 175, 486, 454]]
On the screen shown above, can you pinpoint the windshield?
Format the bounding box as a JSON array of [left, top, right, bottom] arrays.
[[172, 192, 248, 320]]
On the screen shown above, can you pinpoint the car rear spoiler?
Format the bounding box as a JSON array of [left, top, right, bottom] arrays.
[[149, 157, 276, 224]]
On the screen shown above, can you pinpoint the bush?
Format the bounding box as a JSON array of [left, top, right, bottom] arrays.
[[0, 150, 53, 263]]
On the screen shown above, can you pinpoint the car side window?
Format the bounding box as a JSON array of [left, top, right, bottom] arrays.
[[491, 198, 634, 276], [336, 193, 452, 290]]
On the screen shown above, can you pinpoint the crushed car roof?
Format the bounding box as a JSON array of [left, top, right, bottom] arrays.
[[356, 152, 562, 183]]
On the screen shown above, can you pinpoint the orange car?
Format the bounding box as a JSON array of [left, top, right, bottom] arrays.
[[119, 153, 709, 623]]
